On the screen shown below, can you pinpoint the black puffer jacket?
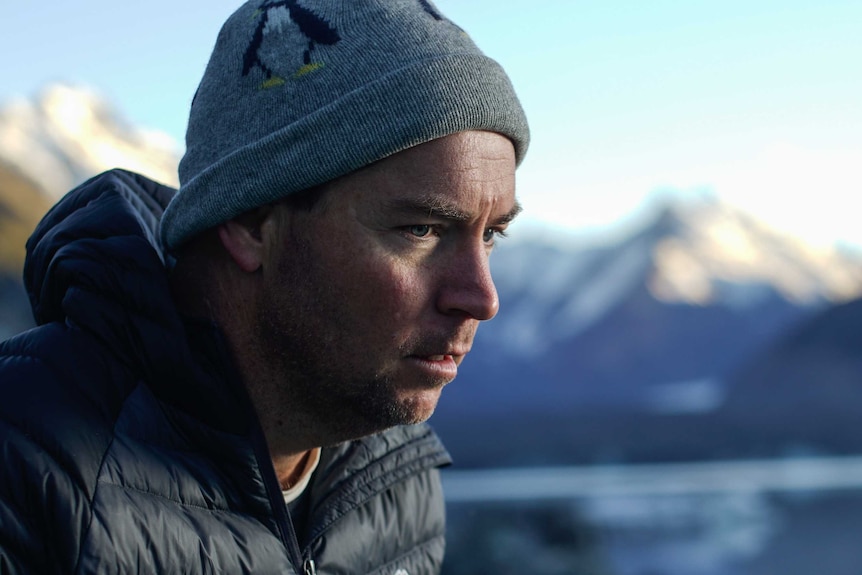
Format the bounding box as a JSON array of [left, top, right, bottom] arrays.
[[0, 170, 451, 574]]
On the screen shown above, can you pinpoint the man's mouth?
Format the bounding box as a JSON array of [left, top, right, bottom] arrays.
[[407, 338, 472, 370]]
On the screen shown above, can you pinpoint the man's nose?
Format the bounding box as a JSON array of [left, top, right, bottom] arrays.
[[436, 244, 499, 321]]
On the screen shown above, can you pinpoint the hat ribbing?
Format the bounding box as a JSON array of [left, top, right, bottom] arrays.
[[160, 0, 530, 250]]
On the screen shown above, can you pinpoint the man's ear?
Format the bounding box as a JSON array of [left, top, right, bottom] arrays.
[[217, 207, 275, 273]]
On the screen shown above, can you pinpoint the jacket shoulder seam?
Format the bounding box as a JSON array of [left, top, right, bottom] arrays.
[[93, 479, 233, 514], [72, 380, 142, 575]]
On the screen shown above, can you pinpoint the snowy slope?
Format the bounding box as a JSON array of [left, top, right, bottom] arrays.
[[482, 197, 862, 361], [0, 84, 180, 200], [436, 197, 862, 421]]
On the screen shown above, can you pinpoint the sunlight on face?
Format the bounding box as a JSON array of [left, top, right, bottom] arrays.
[[257, 131, 518, 444]]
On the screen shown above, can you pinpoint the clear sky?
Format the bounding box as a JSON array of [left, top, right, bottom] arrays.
[[3, 1, 861, 247]]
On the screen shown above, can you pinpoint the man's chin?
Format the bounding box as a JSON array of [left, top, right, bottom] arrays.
[[393, 387, 443, 425], [331, 393, 440, 444]]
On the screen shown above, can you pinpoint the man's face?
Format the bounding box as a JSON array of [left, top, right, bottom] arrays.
[[258, 130, 518, 441]]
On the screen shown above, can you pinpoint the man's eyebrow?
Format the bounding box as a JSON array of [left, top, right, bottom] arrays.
[[383, 197, 523, 225], [383, 197, 470, 221], [496, 200, 523, 225]]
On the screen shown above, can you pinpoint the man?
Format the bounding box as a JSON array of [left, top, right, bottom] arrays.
[[0, 0, 528, 573]]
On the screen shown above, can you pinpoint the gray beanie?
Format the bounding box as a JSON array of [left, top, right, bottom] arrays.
[[160, 0, 530, 250]]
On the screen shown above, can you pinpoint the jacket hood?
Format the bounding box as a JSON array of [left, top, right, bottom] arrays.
[[21, 170, 254, 431], [25, 169, 175, 326]]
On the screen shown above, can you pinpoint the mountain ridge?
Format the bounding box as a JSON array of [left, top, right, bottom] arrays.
[[0, 84, 180, 200], [432, 197, 862, 461], [480, 197, 862, 366]]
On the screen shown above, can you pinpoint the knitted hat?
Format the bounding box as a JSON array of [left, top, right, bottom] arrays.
[[160, 0, 530, 250]]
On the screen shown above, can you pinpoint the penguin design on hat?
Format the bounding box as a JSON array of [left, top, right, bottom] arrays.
[[243, 0, 341, 87]]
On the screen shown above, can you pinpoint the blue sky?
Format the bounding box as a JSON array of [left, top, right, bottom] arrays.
[[3, 1, 861, 247]]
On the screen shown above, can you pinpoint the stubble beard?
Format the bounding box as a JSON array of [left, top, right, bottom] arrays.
[[256, 237, 425, 446]]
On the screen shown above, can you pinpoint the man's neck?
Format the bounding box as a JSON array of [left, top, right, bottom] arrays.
[[169, 237, 327, 486], [273, 448, 315, 490]]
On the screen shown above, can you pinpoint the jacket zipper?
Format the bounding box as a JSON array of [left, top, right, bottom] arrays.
[[260, 427, 449, 573], [249, 419, 311, 573]]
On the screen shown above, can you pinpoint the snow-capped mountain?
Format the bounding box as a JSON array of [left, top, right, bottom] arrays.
[[432, 206, 862, 466], [483, 197, 862, 362], [0, 84, 180, 200], [433, 196, 862, 441]]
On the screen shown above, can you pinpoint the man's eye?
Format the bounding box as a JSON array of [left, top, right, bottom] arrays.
[[483, 228, 505, 243], [408, 225, 432, 238]]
